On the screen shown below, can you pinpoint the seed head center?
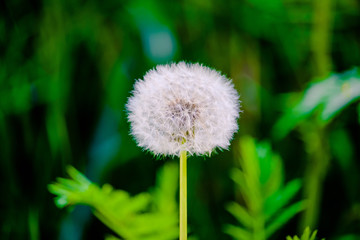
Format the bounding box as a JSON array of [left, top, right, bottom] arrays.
[[167, 99, 200, 138]]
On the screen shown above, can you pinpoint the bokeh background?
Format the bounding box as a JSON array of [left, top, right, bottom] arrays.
[[1, 0, 360, 239]]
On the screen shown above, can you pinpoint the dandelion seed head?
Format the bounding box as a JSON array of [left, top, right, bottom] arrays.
[[126, 62, 241, 157]]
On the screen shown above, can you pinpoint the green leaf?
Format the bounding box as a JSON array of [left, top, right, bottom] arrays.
[[151, 162, 178, 214], [309, 229, 318, 240], [119, 192, 151, 216], [286, 227, 324, 240], [225, 202, 253, 229], [66, 165, 92, 186], [262, 154, 283, 198], [229, 169, 251, 201], [265, 179, 302, 219], [256, 141, 280, 186], [301, 227, 311, 240], [105, 235, 121, 240], [273, 68, 360, 139], [266, 201, 306, 237], [223, 224, 251, 240], [239, 136, 260, 181], [49, 164, 179, 240]]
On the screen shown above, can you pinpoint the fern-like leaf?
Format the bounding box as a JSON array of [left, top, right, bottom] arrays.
[[49, 164, 179, 240], [286, 227, 325, 240], [224, 136, 305, 240]]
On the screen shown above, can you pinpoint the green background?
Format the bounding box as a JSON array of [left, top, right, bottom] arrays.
[[1, 0, 360, 239]]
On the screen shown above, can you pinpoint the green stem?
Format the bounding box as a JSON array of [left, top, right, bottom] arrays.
[[311, 0, 333, 77], [180, 150, 187, 240], [300, 125, 330, 230]]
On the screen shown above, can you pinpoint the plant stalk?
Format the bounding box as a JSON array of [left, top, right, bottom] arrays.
[[180, 150, 187, 240]]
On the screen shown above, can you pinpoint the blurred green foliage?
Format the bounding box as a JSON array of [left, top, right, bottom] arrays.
[[224, 136, 304, 240], [49, 164, 179, 240], [273, 68, 360, 138], [286, 227, 324, 240], [1, 0, 360, 239]]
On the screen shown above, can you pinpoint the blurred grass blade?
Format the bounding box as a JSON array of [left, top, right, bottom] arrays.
[[309, 229, 318, 240]]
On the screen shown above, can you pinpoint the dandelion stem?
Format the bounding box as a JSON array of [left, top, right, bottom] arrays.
[[180, 150, 187, 240]]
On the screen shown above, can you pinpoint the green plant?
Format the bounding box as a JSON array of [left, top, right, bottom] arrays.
[[48, 163, 179, 240], [286, 227, 324, 240], [273, 68, 360, 229], [274, 68, 360, 135], [224, 136, 305, 240]]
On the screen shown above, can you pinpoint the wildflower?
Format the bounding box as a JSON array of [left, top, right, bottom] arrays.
[[126, 62, 240, 157]]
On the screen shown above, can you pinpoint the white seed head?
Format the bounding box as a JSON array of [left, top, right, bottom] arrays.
[[126, 62, 241, 157]]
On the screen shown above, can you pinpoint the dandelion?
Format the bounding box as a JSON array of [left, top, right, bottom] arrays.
[[126, 61, 241, 240], [126, 62, 240, 156]]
